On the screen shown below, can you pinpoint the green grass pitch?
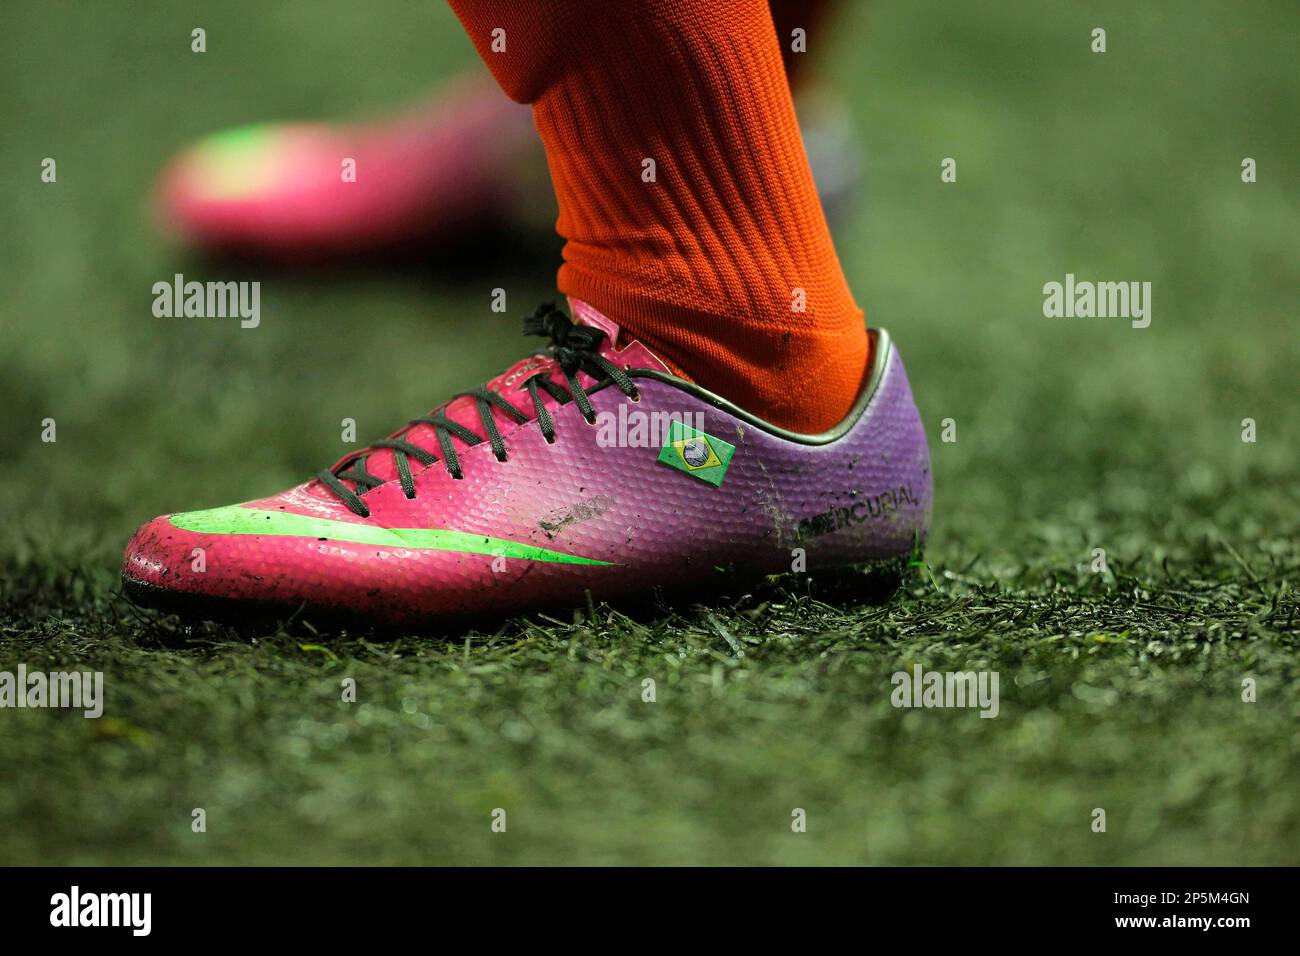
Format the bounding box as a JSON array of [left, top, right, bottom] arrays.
[[1, 0, 1296, 864]]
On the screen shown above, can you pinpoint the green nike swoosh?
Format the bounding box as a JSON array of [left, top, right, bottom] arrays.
[[168, 506, 613, 566]]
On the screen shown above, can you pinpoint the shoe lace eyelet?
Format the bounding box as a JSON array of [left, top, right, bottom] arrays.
[[317, 305, 629, 508]]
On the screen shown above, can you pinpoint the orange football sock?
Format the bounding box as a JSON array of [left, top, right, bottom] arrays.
[[449, 0, 868, 432]]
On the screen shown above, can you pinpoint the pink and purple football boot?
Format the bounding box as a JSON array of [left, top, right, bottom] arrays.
[[155, 76, 541, 260], [122, 301, 931, 626]]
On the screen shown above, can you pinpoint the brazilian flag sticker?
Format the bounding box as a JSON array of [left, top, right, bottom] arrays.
[[657, 420, 736, 487]]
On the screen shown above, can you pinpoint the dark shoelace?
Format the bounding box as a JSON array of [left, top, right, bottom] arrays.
[[317, 303, 640, 518]]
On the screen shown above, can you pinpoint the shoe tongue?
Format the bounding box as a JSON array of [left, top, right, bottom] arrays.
[[568, 297, 671, 373], [318, 301, 669, 491]]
